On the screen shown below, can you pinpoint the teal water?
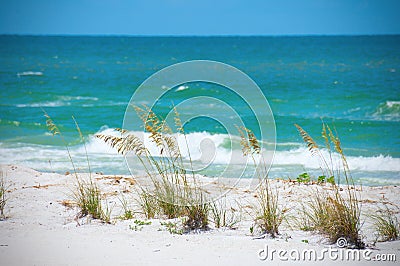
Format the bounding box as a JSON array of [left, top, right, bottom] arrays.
[[1, 35, 399, 185]]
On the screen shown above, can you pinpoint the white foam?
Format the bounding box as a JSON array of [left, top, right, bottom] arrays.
[[12, 121, 21, 127], [371, 100, 400, 121], [17, 71, 43, 77], [15, 95, 124, 108], [80, 127, 120, 155], [175, 85, 189, 92], [1, 129, 399, 176], [84, 127, 235, 161], [346, 154, 400, 171], [16, 101, 69, 108], [85, 129, 400, 172], [273, 147, 400, 172], [59, 96, 99, 101], [386, 100, 400, 108]]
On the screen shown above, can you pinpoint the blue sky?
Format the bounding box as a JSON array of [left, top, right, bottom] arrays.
[[0, 0, 399, 35]]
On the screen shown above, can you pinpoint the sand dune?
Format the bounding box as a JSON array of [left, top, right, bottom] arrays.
[[0, 164, 399, 265]]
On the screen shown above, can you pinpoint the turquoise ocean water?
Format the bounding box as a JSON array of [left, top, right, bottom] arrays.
[[0, 35, 399, 185]]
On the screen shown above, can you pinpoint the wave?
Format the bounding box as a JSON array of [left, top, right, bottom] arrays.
[[273, 147, 400, 172], [82, 128, 231, 162], [0, 119, 22, 126], [273, 100, 400, 123], [15, 95, 125, 108], [17, 71, 43, 77], [371, 100, 400, 121], [0, 142, 128, 175], [1, 129, 399, 179], [83, 128, 400, 172]]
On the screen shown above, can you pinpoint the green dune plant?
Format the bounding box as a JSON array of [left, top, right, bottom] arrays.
[[295, 172, 335, 185], [129, 219, 151, 231], [160, 220, 185, 235], [237, 126, 285, 238], [96, 106, 209, 231], [295, 123, 363, 248], [44, 112, 110, 223]]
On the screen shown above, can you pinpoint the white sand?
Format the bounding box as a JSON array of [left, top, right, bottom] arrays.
[[0, 164, 399, 265]]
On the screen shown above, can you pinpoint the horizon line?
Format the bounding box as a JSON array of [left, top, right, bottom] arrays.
[[1, 33, 400, 38]]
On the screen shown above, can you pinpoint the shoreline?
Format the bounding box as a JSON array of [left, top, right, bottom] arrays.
[[0, 164, 399, 265]]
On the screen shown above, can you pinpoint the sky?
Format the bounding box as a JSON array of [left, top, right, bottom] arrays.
[[0, 0, 399, 35]]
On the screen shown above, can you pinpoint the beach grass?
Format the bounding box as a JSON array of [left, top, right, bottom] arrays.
[[253, 179, 285, 238], [237, 126, 286, 238], [118, 194, 134, 220], [73, 178, 111, 223], [0, 171, 8, 220], [301, 188, 362, 247], [210, 196, 241, 229], [96, 106, 209, 231], [136, 188, 159, 219], [372, 206, 400, 242], [184, 194, 209, 230], [295, 123, 363, 248], [44, 112, 111, 223]]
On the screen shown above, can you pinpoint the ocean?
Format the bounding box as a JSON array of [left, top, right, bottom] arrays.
[[1, 35, 399, 186]]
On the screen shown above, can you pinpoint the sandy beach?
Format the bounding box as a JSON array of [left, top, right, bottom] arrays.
[[1, 1, 400, 265], [0, 164, 399, 265]]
